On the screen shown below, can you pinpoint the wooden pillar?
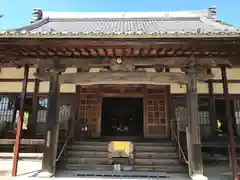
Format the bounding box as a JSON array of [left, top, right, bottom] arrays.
[[28, 68, 40, 136], [185, 60, 205, 180], [221, 66, 238, 180], [73, 67, 81, 139], [207, 68, 217, 136], [12, 64, 29, 176], [40, 71, 60, 177], [165, 68, 172, 137], [72, 85, 80, 139]]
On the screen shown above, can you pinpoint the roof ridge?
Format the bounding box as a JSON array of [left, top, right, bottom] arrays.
[[48, 16, 201, 22], [30, 7, 217, 23]]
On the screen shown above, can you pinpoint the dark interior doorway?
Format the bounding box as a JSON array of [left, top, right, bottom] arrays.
[[101, 97, 144, 137], [215, 99, 238, 136]]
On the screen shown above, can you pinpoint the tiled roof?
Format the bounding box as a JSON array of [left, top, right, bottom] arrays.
[[0, 7, 239, 37]]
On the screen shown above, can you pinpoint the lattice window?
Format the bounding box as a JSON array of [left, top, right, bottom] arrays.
[[198, 111, 209, 125], [0, 96, 15, 122], [37, 97, 72, 124], [198, 98, 210, 125], [234, 100, 240, 134], [37, 97, 48, 123]]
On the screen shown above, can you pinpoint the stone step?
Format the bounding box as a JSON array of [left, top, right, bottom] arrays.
[[132, 164, 187, 173], [74, 141, 109, 146], [133, 165, 187, 173], [60, 140, 184, 174], [67, 145, 108, 151], [67, 151, 178, 159], [70, 141, 175, 149], [135, 146, 176, 152], [67, 151, 108, 158], [63, 156, 179, 165], [73, 141, 174, 146], [59, 164, 187, 173], [135, 158, 180, 165], [63, 157, 109, 165], [58, 164, 112, 171], [135, 152, 178, 159], [134, 142, 174, 147]]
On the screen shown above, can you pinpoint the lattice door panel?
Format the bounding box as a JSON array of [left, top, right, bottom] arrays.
[[234, 100, 240, 135], [146, 88, 167, 137], [79, 94, 100, 135]]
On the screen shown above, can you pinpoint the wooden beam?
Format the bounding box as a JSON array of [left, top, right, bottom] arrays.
[[9, 56, 231, 68], [34, 71, 213, 85], [221, 66, 238, 180], [12, 64, 29, 176]]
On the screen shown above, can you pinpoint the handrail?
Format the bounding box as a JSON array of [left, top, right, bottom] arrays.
[[56, 114, 74, 162], [172, 129, 188, 164], [56, 135, 70, 162], [171, 120, 189, 164]]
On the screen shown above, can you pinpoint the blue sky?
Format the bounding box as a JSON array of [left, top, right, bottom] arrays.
[[0, 0, 239, 29]]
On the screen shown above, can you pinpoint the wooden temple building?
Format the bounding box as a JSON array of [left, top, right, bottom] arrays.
[[0, 6, 240, 180]]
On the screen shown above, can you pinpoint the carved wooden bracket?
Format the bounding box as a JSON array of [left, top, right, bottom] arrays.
[[38, 58, 66, 75]]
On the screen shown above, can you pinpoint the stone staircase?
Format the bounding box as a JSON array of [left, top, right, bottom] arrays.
[[58, 140, 187, 173]]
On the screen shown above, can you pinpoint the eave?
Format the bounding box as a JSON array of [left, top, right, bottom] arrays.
[[0, 35, 240, 68], [0, 33, 240, 39]]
